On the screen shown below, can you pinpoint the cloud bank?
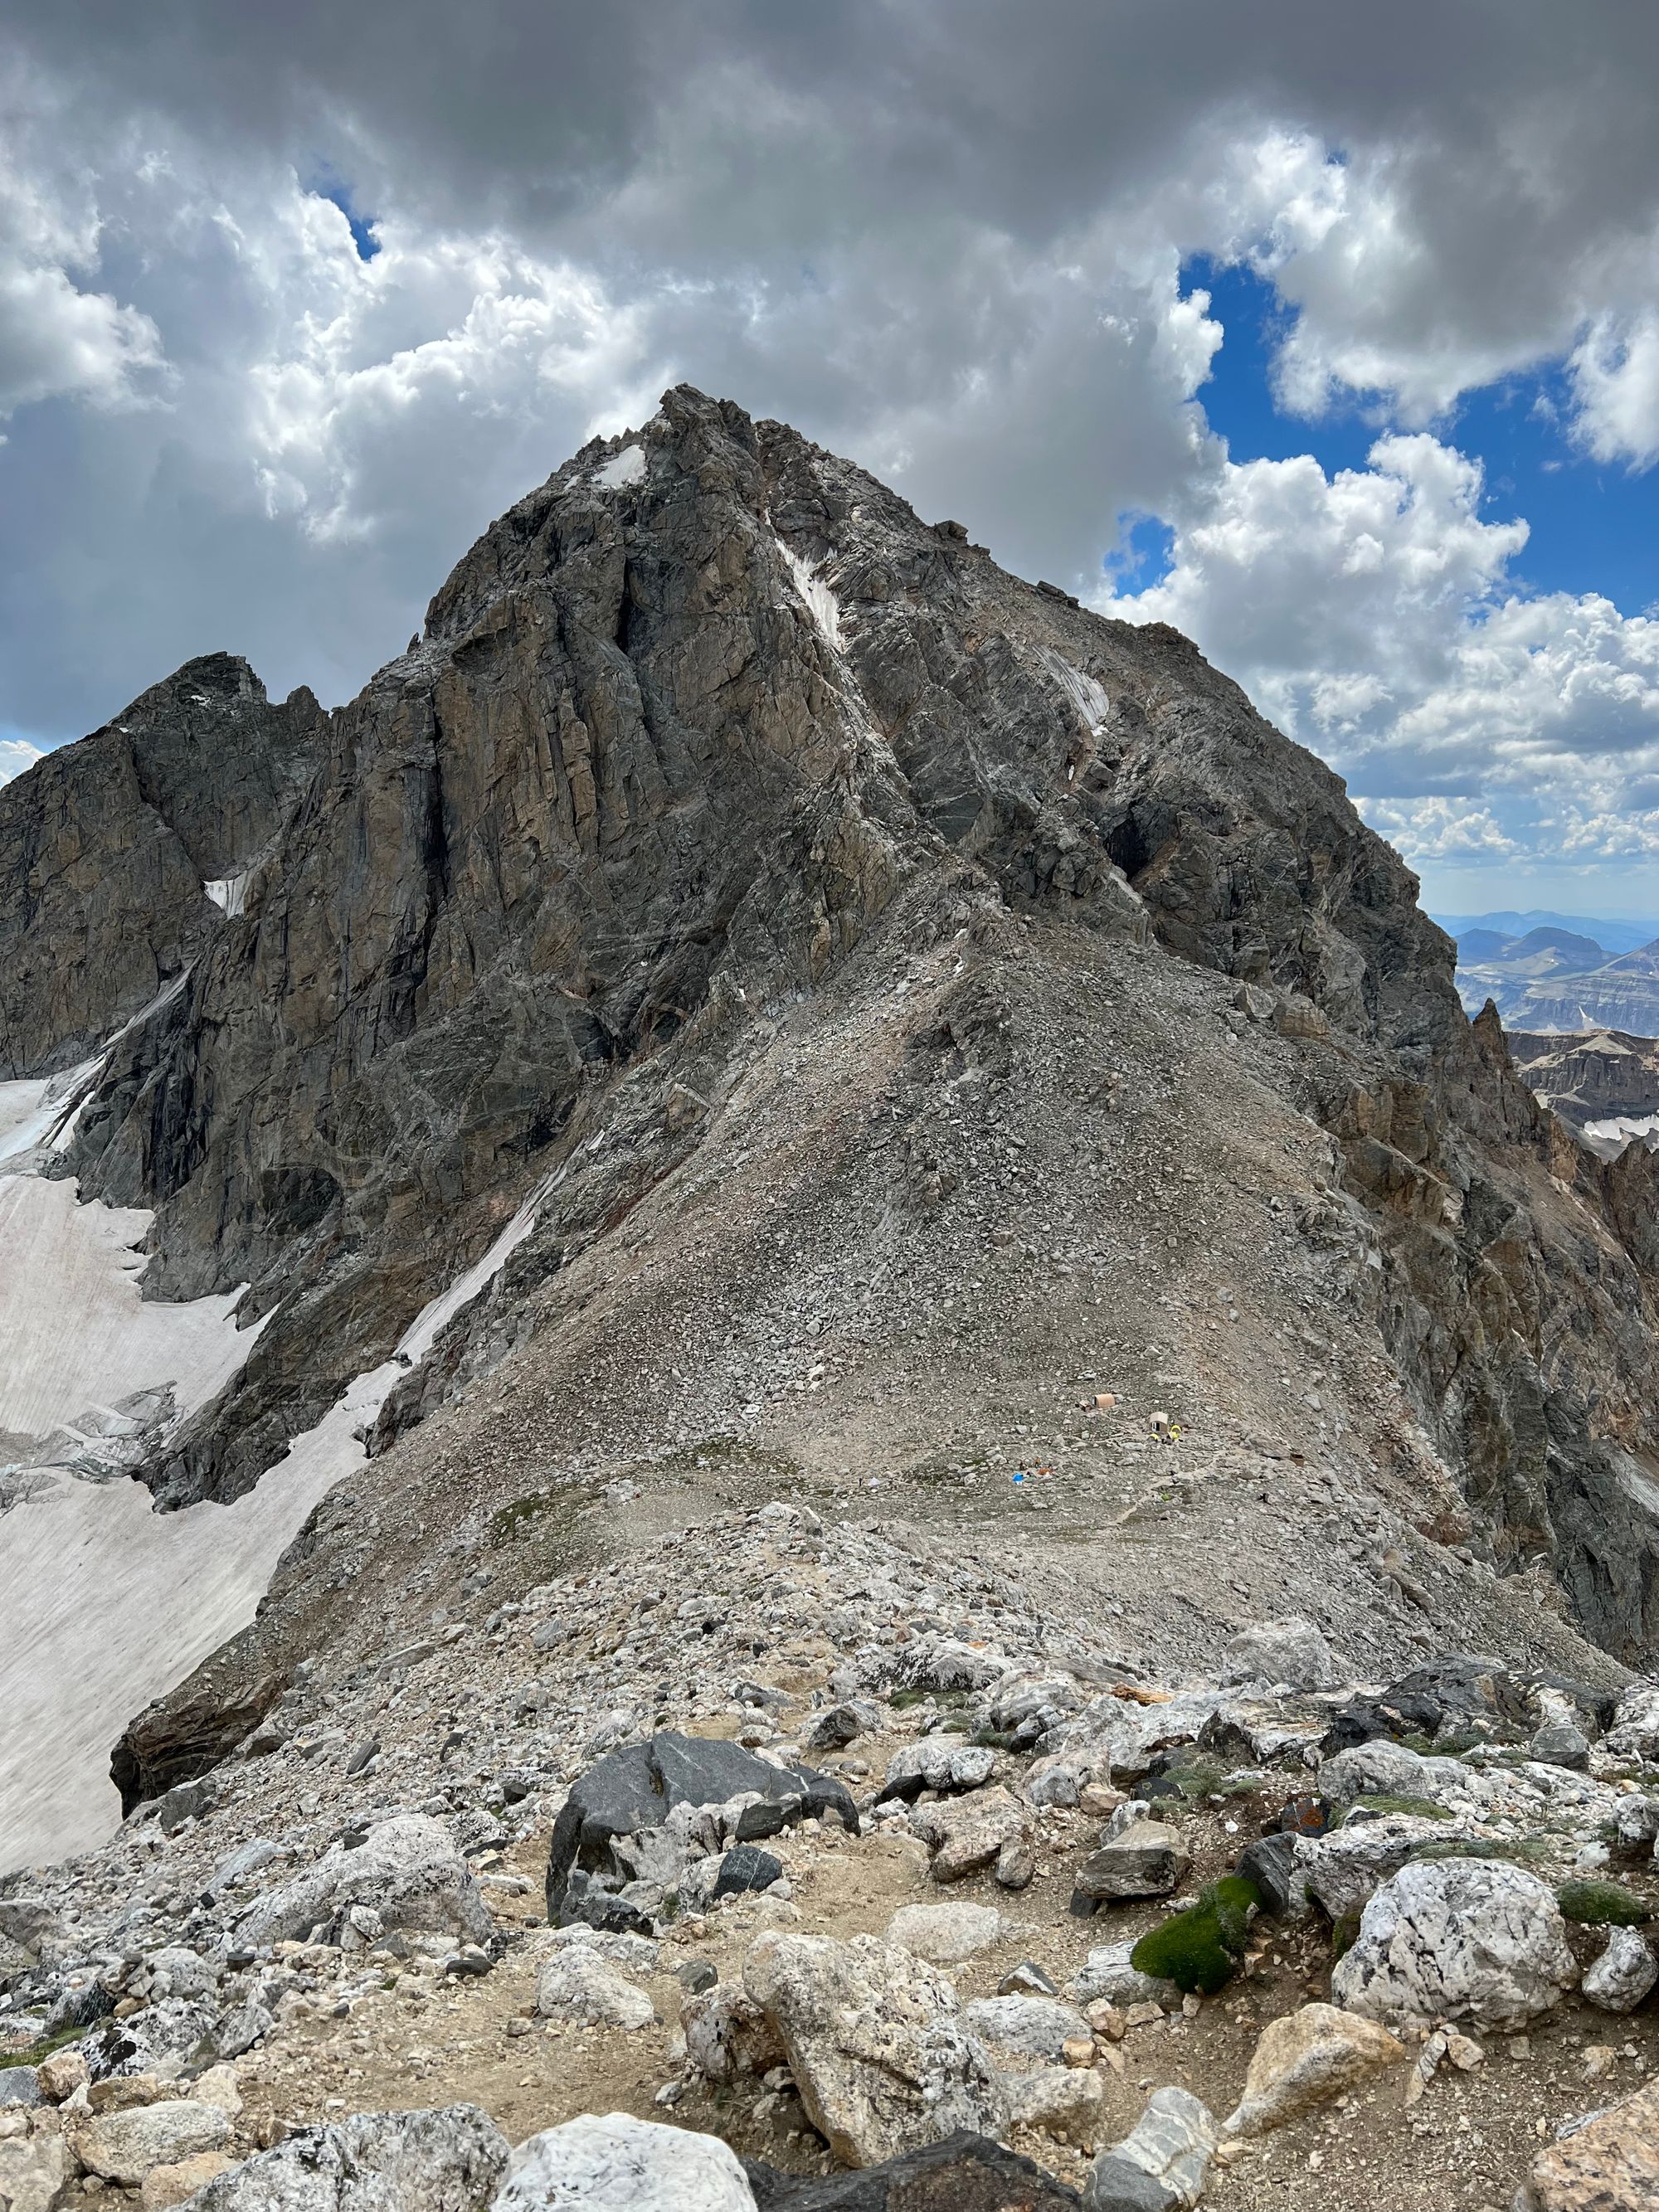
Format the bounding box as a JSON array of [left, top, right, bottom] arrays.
[[4, 2, 1659, 902]]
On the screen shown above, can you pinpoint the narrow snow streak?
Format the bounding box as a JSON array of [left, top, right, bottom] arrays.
[[777, 538, 842, 649], [1038, 646, 1111, 732]]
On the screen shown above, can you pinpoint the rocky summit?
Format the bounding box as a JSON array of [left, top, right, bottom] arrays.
[[2, 386, 1658, 2212]]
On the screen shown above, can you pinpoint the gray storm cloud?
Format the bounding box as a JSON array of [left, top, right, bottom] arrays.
[[4, 1, 1659, 889]]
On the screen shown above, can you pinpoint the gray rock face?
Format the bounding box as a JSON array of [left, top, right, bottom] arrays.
[[15, 382, 1659, 1683], [234, 1813, 494, 1950], [1331, 1858, 1579, 2030], [0, 653, 326, 1078], [178, 2103, 508, 2210]]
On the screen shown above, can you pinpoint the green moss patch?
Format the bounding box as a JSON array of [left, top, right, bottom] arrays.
[[1557, 1879, 1652, 1927], [1340, 1793, 1452, 1825], [1130, 1875, 1260, 1996]]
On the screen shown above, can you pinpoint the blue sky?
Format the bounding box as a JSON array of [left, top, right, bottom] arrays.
[[1182, 259, 1659, 615]]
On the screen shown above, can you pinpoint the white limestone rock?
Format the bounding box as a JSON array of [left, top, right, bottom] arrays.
[[1331, 1859, 1579, 2031], [493, 2112, 757, 2210]]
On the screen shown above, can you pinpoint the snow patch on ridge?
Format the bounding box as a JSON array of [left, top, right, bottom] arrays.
[[776, 537, 842, 649], [0, 1178, 263, 1446], [595, 443, 646, 491], [206, 869, 251, 917], [1037, 646, 1111, 732]]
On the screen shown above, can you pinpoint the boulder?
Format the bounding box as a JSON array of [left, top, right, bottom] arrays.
[[0, 2130, 73, 2212], [887, 1903, 1006, 1964], [1067, 1942, 1180, 2011], [1608, 1794, 1659, 1861], [178, 2103, 508, 2210], [1082, 2088, 1215, 2211], [1073, 1821, 1190, 1902], [546, 1733, 856, 1924], [742, 1931, 1005, 2166], [1223, 2003, 1404, 2134], [1219, 1619, 1337, 1691], [1520, 2077, 1659, 2211], [910, 1788, 1032, 1887], [683, 1986, 787, 2083], [961, 1996, 1092, 2064], [75, 2100, 232, 2185], [802, 1701, 882, 1753], [743, 2127, 1082, 2207], [1315, 1739, 1466, 1806], [0, 2065, 41, 2105], [236, 1814, 494, 1949], [494, 2112, 757, 2210], [534, 1947, 654, 2030], [1004, 2065, 1104, 2147], [142, 2151, 236, 2208], [1322, 1655, 1534, 1753], [1234, 1833, 1307, 1920], [880, 1742, 996, 1801], [713, 1846, 783, 1901], [1292, 1814, 1467, 1921], [37, 2046, 89, 2101], [1580, 1926, 1657, 2014], [1332, 1859, 1578, 2030], [1530, 1719, 1591, 1772], [1601, 1685, 1659, 1766]]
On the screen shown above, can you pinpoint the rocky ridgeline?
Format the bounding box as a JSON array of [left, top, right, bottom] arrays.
[[2, 1505, 1658, 2209]]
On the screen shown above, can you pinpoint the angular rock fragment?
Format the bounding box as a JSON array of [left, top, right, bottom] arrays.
[[1580, 1925, 1658, 2014], [180, 2103, 508, 2209], [1073, 1820, 1190, 1903], [1224, 2002, 1404, 2134], [1083, 2087, 1215, 2210], [742, 1931, 1005, 2166]]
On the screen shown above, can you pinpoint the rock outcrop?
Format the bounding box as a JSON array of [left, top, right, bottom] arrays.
[[0, 653, 326, 1078]]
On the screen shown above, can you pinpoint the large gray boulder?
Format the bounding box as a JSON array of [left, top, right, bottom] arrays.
[[1331, 1858, 1578, 2030], [546, 1733, 856, 1926], [493, 2113, 756, 2210], [961, 1996, 1092, 2064], [1219, 1619, 1337, 1691], [75, 2101, 231, 2186], [236, 1814, 494, 1950], [742, 1931, 1005, 2166], [180, 2104, 508, 2209]]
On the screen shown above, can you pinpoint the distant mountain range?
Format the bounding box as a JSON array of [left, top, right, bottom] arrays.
[[1434, 911, 1659, 1033], [1432, 908, 1659, 957]]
